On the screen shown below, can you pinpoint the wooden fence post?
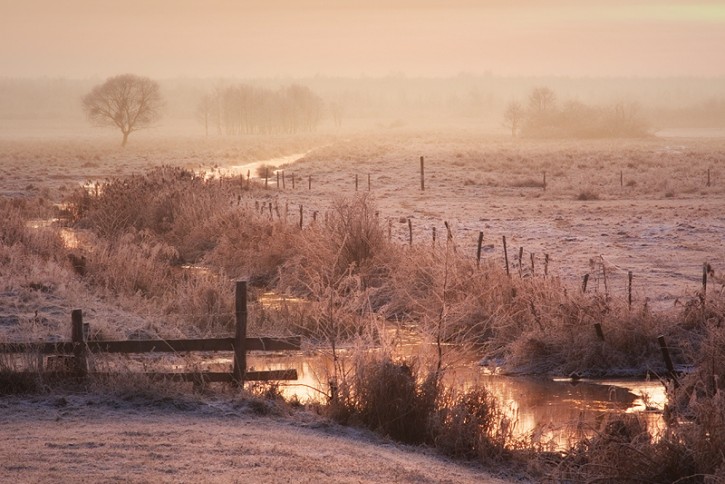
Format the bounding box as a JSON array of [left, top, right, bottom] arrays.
[[628, 271, 633, 310], [503, 235, 510, 276], [476, 231, 484, 268], [582, 273, 590, 293], [594, 323, 605, 341], [233, 281, 248, 386], [355, 174, 358, 192], [408, 218, 413, 247], [71, 309, 87, 377], [420, 156, 425, 191], [657, 335, 678, 386]]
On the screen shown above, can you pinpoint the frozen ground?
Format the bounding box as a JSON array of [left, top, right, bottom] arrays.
[[0, 395, 512, 483]]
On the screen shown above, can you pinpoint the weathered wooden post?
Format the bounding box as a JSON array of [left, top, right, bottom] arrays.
[[544, 253, 549, 277], [620, 170, 623, 187], [276, 170, 280, 189], [530, 252, 535, 276], [388, 219, 392, 242], [542, 171, 546, 191], [282, 171, 286, 189], [657, 335, 678, 386], [582, 273, 590, 293], [432, 227, 436, 247], [71, 309, 87, 377], [299, 205, 303, 229], [628, 271, 633, 310], [233, 281, 248, 386], [476, 231, 484, 268], [420, 156, 425, 191], [368, 173, 371, 191], [408, 218, 413, 247], [518, 247, 524, 277], [594, 323, 605, 341], [355, 174, 358, 192], [502, 235, 510, 276], [707, 168, 711, 187], [703, 262, 708, 322], [308, 175, 312, 190]]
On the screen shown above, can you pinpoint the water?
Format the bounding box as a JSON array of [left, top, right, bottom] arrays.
[[239, 351, 667, 450]]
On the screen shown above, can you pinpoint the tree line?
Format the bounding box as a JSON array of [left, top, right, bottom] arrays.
[[196, 84, 324, 136], [503, 87, 649, 138]]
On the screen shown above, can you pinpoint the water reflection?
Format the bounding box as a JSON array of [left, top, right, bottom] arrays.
[[243, 352, 667, 450]]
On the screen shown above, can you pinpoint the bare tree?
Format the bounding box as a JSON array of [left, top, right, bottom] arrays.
[[82, 74, 163, 146], [502, 100, 525, 137], [195, 93, 217, 137], [527, 86, 556, 115]]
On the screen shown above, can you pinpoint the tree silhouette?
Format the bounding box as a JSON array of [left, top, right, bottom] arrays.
[[503, 101, 525, 137], [82, 74, 163, 146]]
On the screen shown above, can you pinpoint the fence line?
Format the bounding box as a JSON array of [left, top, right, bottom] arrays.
[[0, 280, 300, 387]]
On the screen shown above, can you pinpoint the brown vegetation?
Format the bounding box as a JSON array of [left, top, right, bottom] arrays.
[[1, 131, 724, 481]]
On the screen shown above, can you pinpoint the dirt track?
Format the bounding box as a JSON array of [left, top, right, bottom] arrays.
[[0, 395, 512, 483]]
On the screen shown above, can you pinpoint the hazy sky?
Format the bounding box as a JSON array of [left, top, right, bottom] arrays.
[[2, 0, 724, 78]]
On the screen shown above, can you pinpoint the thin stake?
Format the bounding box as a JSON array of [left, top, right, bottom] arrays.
[[408, 218, 413, 247], [355, 174, 358, 191], [594, 323, 605, 341], [299, 205, 303, 229], [432, 227, 436, 248], [657, 335, 678, 386], [620, 170, 623, 187], [542, 171, 547, 191], [276, 170, 279, 189], [368, 173, 371, 191], [530, 252, 535, 276], [292, 173, 295, 189], [420, 156, 425, 191], [308, 175, 312, 190], [502, 235, 510, 276], [582, 273, 590, 293], [707, 168, 711, 187], [476, 231, 484, 268], [518, 247, 524, 277], [282, 171, 286, 189], [544, 253, 549, 277], [264, 168, 269, 189], [388, 219, 392, 242], [628, 271, 633, 310]]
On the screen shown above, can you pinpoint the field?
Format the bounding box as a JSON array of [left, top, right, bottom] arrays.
[[2, 128, 725, 481]]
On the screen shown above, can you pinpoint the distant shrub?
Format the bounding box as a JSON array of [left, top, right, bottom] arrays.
[[576, 190, 599, 201], [255, 164, 276, 178]]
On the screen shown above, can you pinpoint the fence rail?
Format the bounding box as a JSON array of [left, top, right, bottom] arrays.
[[0, 281, 300, 386]]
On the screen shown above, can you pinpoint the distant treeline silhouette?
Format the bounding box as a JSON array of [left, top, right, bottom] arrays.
[[197, 84, 324, 136]]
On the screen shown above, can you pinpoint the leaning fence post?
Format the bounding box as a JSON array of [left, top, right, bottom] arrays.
[[234, 281, 248, 387], [657, 335, 678, 386], [71, 309, 87, 378]]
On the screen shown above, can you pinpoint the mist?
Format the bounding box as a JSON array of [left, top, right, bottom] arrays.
[[2, 1, 724, 138]]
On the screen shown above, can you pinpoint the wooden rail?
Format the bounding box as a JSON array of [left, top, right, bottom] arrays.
[[0, 281, 300, 386]]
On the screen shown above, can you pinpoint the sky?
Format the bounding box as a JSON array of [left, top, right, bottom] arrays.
[[2, 0, 724, 79]]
